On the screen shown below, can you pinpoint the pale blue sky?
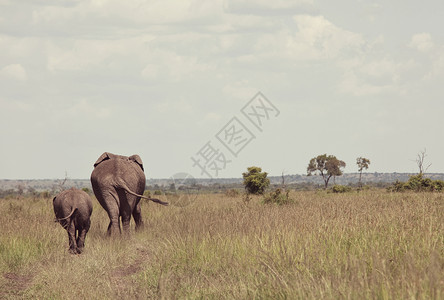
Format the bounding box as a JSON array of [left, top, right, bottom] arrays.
[[0, 0, 443, 179]]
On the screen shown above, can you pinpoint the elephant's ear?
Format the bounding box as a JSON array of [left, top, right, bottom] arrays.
[[93, 152, 111, 167], [129, 155, 144, 171]]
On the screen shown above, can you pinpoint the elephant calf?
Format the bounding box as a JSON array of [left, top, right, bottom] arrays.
[[53, 188, 93, 254]]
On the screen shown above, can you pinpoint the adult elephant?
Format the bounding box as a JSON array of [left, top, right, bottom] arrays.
[[91, 152, 168, 236]]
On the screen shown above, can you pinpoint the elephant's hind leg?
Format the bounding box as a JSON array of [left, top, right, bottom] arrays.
[[120, 202, 132, 234], [104, 191, 121, 236], [118, 190, 133, 234], [67, 221, 79, 254], [107, 215, 121, 236], [133, 201, 144, 231], [76, 220, 91, 253]]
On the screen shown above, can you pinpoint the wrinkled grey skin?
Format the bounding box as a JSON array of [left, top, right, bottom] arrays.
[[90, 152, 168, 236], [53, 188, 93, 254]]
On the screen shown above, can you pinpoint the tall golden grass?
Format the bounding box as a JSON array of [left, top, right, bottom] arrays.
[[0, 190, 443, 299]]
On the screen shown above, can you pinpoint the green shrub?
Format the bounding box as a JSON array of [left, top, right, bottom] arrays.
[[242, 167, 270, 195], [242, 166, 270, 195], [387, 174, 444, 192], [154, 190, 162, 195], [262, 188, 293, 205], [331, 185, 352, 193], [387, 180, 405, 192], [432, 180, 444, 191]]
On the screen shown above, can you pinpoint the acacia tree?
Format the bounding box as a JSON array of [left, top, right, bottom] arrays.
[[307, 154, 346, 189], [242, 166, 270, 195], [356, 157, 370, 188]]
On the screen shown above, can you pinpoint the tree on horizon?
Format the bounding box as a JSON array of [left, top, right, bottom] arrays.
[[307, 154, 346, 189]]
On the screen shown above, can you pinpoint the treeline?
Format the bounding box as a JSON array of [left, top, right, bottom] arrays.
[[145, 181, 393, 195], [0, 186, 93, 199], [3, 177, 441, 199], [0, 188, 53, 199]]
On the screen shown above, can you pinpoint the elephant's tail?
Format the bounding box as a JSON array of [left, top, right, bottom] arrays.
[[120, 184, 169, 206], [146, 197, 169, 205], [54, 207, 77, 222]]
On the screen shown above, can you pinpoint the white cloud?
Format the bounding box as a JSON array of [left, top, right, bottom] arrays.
[[203, 112, 222, 123], [0, 64, 27, 81], [0, 98, 33, 111], [232, 15, 364, 65], [363, 3, 382, 22], [405, 33, 444, 83], [46, 36, 155, 72], [141, 63, 159, 81], [31, 0, 224, 32], [44, 31, 216, 85], [139, 49, 216, 83], [1, 1, 444, 178], [69, 99, 112, 119], [335, 33, 444, 97], [409, 33, 434, 52], [289, 15, 364, 60], [338, 58, 419, 96], [339, 69, 391, 96], [222, 80, 256, 100], [156, 98, 193, 114], [224, 0, 315, 15]]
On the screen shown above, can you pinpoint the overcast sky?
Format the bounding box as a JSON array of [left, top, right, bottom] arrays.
[[1, 0, 443, 180]]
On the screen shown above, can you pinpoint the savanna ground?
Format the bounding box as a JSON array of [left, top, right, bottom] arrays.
[[0, 190, 443, 299]]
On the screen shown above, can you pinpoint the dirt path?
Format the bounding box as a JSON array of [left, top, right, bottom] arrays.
[[111, 246, 152, 299], [0, 272, 33, 298]]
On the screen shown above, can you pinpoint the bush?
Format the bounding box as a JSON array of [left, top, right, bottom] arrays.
[[262, 188, 293, 205], [387, 180, 405, 192], [432, 180, 444, 191], [331, 185, 352, 193], [242, 166, 270, 195], [153, 190, 162, 195], [225, 189, 240, 197], [387, 174, 444, 192]]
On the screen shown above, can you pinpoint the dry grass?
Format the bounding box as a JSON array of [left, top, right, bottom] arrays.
[[0, 191, 443, 299]]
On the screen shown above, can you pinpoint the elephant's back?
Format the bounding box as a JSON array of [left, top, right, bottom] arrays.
[[53, 188, 81, 217], [76, 189, 93, 215], [116, 158, 146, 194], [91, 157, 146, 194], [90, 159, 120, 188]]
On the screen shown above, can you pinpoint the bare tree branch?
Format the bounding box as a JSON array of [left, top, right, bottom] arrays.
[[416, 149, 431, 175]]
